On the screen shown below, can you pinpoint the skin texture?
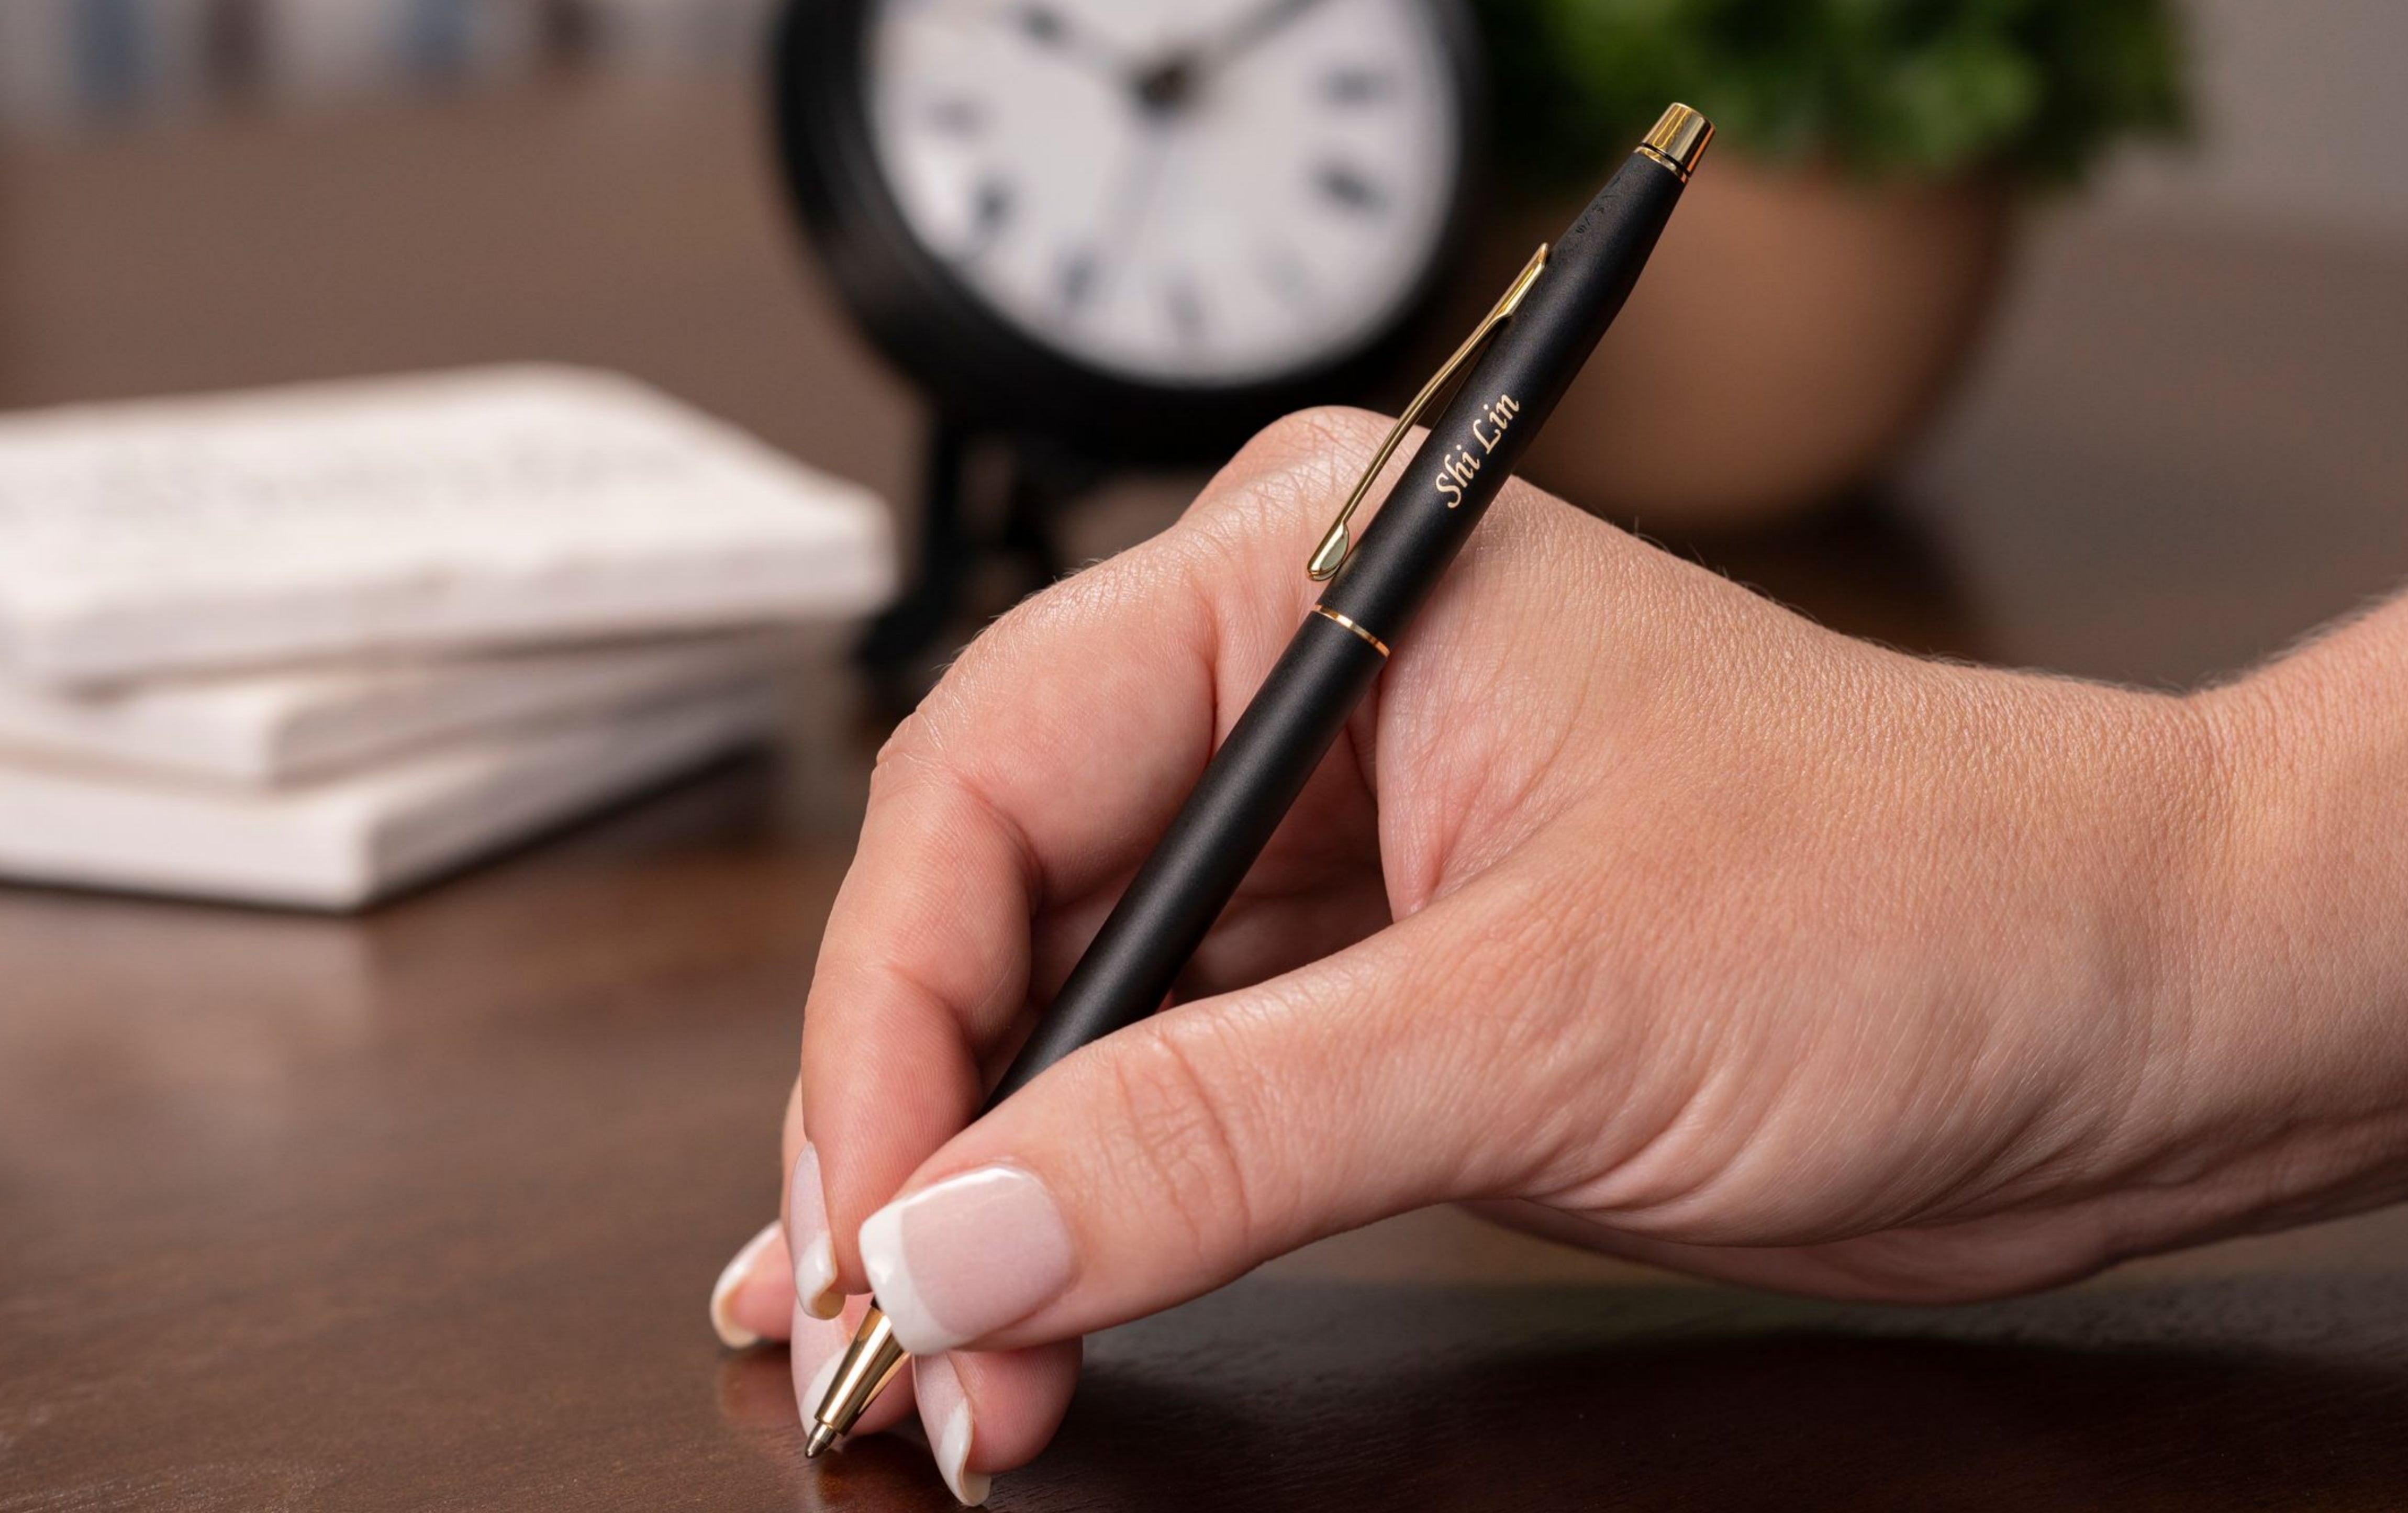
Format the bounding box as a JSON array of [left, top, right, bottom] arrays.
[[716, 408, 2408, 1492]]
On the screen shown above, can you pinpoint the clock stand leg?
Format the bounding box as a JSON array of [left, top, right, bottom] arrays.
[[855, 413, 973, 695], [998, 439, 1084, 587]]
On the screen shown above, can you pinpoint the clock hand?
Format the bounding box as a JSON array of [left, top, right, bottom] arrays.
[[1071, 119, 1172, 317], [1000, 2, 1134, 82], [1187, 0, 1337, 77], [1130, 0, 1334, 112]]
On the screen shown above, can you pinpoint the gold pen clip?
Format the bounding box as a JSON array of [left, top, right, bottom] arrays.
[[1307, 243, 1550, 582]]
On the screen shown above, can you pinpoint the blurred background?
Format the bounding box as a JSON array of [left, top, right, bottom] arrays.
[[0, 0, 2404, 896]]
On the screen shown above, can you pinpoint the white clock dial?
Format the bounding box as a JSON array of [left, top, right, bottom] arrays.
[[867, 0, 1463, 386]]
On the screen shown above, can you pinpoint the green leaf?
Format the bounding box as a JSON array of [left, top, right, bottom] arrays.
[[1471, 0, 2189, 192]]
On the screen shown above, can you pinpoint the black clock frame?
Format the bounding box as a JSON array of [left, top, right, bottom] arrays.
[[768, 0, 1489, 466]]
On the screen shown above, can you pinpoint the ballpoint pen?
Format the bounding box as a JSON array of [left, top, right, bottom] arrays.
[[804, 102, 1713, 1459]]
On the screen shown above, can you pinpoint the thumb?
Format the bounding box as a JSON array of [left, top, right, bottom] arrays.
[[855, 887, 1532, 1354]]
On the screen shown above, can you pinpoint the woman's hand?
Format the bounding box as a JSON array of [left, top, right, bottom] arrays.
[[708, 408, 2408, 1503]]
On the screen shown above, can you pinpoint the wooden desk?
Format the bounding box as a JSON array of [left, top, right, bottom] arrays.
[[6, 71, 2408, 1510]]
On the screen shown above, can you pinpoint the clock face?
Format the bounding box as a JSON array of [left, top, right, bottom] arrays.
[[865, 0, 1465, 388]]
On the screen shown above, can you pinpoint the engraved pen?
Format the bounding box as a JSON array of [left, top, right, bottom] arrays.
[[804, 103, 1713, 1458]]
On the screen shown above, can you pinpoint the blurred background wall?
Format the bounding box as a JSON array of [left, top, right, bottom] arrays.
[[0, 1, 777, 116], [2109, 0, 2408, 238], [4, 1, 2401, 232]]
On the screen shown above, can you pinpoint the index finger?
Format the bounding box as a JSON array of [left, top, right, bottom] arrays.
[[799, 408, 1388, 1289]]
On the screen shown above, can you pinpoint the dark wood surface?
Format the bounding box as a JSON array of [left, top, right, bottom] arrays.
[[7, 68, 2408, 1511]]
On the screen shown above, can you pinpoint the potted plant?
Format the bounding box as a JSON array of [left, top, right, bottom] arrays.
[[1466, 0, 2188, 530]]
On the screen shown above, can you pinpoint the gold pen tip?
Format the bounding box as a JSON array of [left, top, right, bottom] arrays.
[[804, 1422, 841, 1459]]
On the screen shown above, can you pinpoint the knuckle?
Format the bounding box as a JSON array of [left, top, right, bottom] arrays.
[[866, 707, 949, 805], [1185, 406, 1393, 540], [866, 570, 1121, 794], [866, 714, 928, 796], [1095, 1025, 1264, 1259], [1234, 406, 1388, 476]]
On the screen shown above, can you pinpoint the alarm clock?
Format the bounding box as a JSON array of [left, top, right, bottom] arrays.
[[772, 0, 1485, 461]]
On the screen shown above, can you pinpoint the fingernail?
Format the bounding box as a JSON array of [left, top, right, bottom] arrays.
[[709, 1220, 785, 1349], [857, 1164, 1074, 1354], [789, 1143, 842, 1320], [790, 1301, 853, 1430], [914, 1353, 994, 1505]]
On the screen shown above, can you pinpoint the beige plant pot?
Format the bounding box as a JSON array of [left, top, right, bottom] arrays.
[[1462, 155, 2015, 532]]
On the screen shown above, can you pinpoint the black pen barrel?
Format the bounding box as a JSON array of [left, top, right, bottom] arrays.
[[984, 613, 1385, 1108], [1318, 150, 1687, 642], [980, 125, 1700, 1111]]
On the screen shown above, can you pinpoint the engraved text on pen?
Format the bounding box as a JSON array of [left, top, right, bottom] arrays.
[[1435, 393, 1521, 508]]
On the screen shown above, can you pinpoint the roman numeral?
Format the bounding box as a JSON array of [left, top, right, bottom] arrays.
[[1015, 5, 1067, 44], [1057, 249, 1099, 313], [957, 176, 1013, 260], [1314, 162, 1388, 215]]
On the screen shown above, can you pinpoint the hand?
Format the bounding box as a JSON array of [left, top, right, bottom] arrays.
[[712, 409, 2408, 1501]]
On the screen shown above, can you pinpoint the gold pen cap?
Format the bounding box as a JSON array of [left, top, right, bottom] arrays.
[[1638, 103, 1714, 182]]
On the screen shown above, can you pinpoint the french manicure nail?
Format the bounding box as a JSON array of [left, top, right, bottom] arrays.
[[857, 1164, 1074, 1354], [709, 1220, 784, 1349], [914, 1353, 994, 1505], [789, 1143, 842, 1320]]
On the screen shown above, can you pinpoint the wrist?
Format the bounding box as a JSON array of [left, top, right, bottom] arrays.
[[2163, 639, 2408, 1229]]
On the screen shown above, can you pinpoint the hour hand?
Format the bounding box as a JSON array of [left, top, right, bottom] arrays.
[[1003, 3, 1133, 80]]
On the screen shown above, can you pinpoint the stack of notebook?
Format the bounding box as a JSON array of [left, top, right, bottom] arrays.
[[0, 365, 893, 909]]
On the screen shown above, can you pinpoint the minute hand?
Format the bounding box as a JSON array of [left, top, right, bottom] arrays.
[[1188, 0, 1334, 76]]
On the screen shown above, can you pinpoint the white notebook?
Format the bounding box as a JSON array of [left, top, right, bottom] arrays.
[[0, 630, 802, 787], [0, 365, 894, 686], [0, 686, 781, 911]]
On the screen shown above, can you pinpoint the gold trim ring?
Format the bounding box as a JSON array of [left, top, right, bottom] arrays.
[[1634, 144, 1690, 182], [1311, 605, 1390, 658]]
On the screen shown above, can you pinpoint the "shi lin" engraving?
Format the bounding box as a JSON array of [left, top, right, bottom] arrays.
[[1434, 393, 1521, 508]]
